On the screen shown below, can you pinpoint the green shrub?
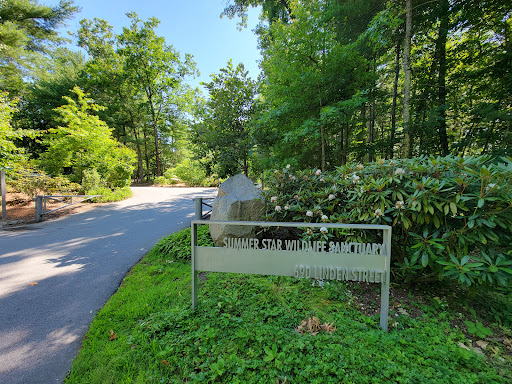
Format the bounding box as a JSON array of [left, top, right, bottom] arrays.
[[82, 168, 102, 193], [263, 156, 512, 287], [153, 176, 168, 186], [168, 159, 216, 187], [88, 186, 132, 202], [10, 168, 80, 197], [151, 225, 213, 261]]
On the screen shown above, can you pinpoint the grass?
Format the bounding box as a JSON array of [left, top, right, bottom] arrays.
[[66, 226, 512, 383]]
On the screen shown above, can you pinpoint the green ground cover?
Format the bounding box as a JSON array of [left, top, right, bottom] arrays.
[[66, 227, 512, 383]]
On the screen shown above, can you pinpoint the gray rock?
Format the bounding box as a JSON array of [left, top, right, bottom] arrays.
[[210, 174, 264, 246]]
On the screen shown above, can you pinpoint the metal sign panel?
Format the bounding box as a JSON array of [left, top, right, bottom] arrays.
[[191, 220, 392, 331]]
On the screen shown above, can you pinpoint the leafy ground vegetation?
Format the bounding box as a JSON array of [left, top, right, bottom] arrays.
[[66, 226, 512, 384]]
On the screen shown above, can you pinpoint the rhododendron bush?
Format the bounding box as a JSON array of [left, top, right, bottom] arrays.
[[262, 156, 512, 286]]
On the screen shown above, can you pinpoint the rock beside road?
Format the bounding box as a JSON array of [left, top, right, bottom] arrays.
[[210, 174, 264, 246]]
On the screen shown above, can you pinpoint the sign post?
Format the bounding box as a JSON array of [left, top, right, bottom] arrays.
[[191, 220, 392, 331]]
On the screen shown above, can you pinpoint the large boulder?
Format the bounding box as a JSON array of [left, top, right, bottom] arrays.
[[210, 174, 264, 246]]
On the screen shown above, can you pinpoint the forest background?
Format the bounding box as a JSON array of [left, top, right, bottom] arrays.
[[1, 0, 510, 186]]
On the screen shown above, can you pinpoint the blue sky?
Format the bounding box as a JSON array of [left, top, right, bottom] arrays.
[[57, 0, 262, 92]]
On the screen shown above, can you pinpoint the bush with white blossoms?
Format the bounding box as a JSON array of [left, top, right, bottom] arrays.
[[262, 156, 512, 287]]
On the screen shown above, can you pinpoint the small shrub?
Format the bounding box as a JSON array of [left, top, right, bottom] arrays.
[[169, 159, 215, 187], [263, 156, 512, 287], [151, 225, 213, 261], [153, 176, 169, 186], [88, 186, 132, 202], [82, 169, 102, 193], [10, 168, 80, 197]]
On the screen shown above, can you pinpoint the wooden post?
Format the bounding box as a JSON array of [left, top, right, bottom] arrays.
[[35, 195, 43, 222], [1, 170, 6, 221]]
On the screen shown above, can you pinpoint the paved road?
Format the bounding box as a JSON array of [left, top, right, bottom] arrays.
[[0, 186, 217, 384]]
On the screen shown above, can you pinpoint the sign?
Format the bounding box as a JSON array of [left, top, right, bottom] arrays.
[[191, 220, 392, 331]]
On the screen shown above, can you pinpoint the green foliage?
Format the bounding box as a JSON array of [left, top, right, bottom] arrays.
[[150, 225, 213, 262], [167, 158, 216, 187], [40, 86, 136, 188], [10, 168, 80, 197], [65, 227, 510, 384], [87, 186, 132, 203], [0, 0, 79, 94], [81, 168, 101, 193], [263, 156, 512, 287], [153, 176, 168, 186], [464, 321, 493, 338], [194, 60, 257, 177], [0, 92, 21, 167]]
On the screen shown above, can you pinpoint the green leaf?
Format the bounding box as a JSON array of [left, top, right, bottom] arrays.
[[449, 202, 457, 215], [477, 198, 485, 208]]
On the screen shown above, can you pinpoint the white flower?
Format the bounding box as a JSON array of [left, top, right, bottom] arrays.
[[275, 205, 282, 212], [353, 174, 361, 183], [294, 194, 299, 200], [395, 168, 405, 176], [306, 210, 313, 217], [374, 208, 384, 218], [284, 205, 290, 210], [395, 201, 405, 209], [488, 183, 496, 188], [357, 164, 363, 171], [320, 227, 328, 234], [321, 215, 328, 222], [291, 175, 297, 181], [271, 196, 278, 203], [315, 169, 322, 176], [320, 178, 325, 182], [286, 164, 291, 169], [306, 228, 313, 236], [390, 160, 396, 166], [328, 194, 336, 201]]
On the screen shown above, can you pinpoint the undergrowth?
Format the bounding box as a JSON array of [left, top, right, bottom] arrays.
[[66, 226, 512, 383]]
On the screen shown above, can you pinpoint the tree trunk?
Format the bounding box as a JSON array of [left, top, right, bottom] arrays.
[[390, 41, 401, 159], [368, 100, 375, 162], [402, 0, 413, 158], [143, 129, 150, 182], [437, 0, 449, 156]]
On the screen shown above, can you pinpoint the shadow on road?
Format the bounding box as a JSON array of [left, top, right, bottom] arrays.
[[0, 187, 217, 384]]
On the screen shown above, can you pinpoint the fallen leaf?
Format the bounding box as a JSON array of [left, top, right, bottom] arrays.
[[320, 322, 337, 334], [472, 346, 484, 355], [28, 282, 38, 286], [476, 340, 488, 350], [397, 308, 409, 316], [458, 342, 470, 351], [161, 360, 169, 366], [108, 330, 117, 341]]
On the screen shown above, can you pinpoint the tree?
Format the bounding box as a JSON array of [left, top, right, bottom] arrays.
[[118, 13, 197, 177], [0, 0, 78, 94], [195, 61, 257, 177], [40, 86, 135, 187], [402, 0, 412, 157], [0, 91, 21, 167]]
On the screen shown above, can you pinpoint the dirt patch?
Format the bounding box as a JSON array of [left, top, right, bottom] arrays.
[[1, 191, 98, 226]]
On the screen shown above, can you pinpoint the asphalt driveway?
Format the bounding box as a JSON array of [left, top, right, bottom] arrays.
[[0, 186, 217, 384]]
